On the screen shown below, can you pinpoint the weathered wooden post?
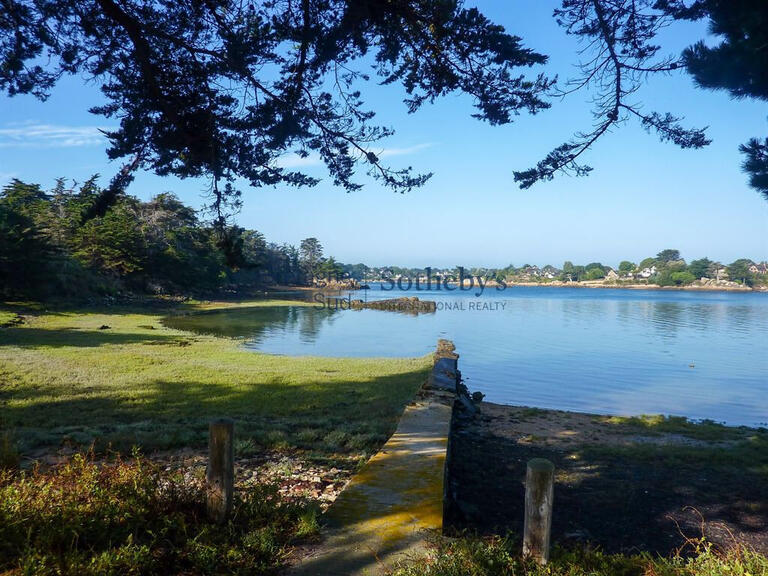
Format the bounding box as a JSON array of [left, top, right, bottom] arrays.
[[206, 418, 234, 524], [523, 458, 554, 564]]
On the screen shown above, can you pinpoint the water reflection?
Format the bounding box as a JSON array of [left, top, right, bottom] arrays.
[[651, 301, 683, 340], [162, 288, 768, 426], [164, 305, 339, 343]]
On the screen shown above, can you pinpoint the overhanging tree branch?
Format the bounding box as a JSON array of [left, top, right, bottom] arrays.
[[514, 0, 710, 189], [0, 0, 554, 218]]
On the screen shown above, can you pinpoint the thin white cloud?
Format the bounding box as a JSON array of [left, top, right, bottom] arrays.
[[0, 123, 112, 148], [378, 143, 433, 158], [275, 142, 433, 169]]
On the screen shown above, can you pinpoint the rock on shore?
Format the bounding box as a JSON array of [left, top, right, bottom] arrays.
[[349, 296, 436, 314]]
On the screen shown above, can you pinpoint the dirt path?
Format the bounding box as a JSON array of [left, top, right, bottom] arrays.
[[445, 403, 768, 555]]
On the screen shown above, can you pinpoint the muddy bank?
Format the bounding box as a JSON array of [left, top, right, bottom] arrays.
[[445, 403, 768, 555]]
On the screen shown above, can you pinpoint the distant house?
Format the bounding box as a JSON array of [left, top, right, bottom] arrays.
[[605, 268, 619, 281], [639, 266, 657, 278], [541, 265, 561, 279], [519, 265, 541, 281]]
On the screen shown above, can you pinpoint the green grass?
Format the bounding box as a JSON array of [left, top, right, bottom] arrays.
[[392, 534, 768, 576], [515, 407, 549, 420], [0, 311, 22, 327], [0, 299, 430, 573], [597, 414, 759, 442], [580, 433, 768, 477], [0, 300, 431, 459]]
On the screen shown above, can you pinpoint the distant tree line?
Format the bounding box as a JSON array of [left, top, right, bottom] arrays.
[[357, 250, 766, 288], [0, 179, 348, 299], [2, 180, 762, 300], [550, 249, 763, 287]]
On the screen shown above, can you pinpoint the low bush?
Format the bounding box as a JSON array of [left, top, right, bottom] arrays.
[[0, 451, 317, 575], [392, 534, 768, 576]]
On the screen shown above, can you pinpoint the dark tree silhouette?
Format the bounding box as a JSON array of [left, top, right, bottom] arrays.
[[516, 0, 768, 201], [0, 0, 553, 219], [514, 0, 711, 189], [675, 0, 768, 201], [2, 1, 765, 204]]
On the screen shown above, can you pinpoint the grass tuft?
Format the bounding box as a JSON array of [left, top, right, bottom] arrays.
[[0, 311, 22, 327], [598, 414, 756, 442]]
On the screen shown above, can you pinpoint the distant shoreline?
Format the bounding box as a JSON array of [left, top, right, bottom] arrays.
[[355, 281, 763, 294], [496, 280, 763, 293], [272, 281, 765, 294]]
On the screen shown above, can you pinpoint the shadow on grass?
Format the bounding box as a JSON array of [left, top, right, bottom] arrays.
[[0, 327, 188, 348], [3, 347, 439, 576], [446, 413, 768, 555], [4, 367, 429, 460]]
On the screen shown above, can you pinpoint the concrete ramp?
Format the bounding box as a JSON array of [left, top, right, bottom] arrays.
[[290, 341, 459, 575]]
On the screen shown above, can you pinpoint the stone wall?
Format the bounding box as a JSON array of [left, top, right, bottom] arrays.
[[425, 339, 479, 533]]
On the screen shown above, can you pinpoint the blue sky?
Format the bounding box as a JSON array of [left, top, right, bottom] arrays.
[[0, 1, 766, 268]]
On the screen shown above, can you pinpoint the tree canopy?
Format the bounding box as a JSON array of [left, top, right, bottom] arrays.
[[688, 257, 713, 279], [515, 0, 768, 199], [1, 0, 765, 207], [618, 261, 636, 272], [299, 237, 323, 281], [0, 177, 315, 298], [0, 0, 552, 218], [681, 0, 768, 200], [727, 258, 755, 286], [656, 249, 681, 263]]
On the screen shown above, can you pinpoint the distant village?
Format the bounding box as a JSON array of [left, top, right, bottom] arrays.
[[333, 251, 768, 290]]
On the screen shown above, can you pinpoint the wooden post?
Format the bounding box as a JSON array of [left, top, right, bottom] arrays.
[[206, 418, 234, 524], [523, 458, 554, 564]]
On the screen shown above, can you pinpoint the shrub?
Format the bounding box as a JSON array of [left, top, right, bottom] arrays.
[[391, 534, 768, 576], [0, 451, 317, 575], [655, 270, 696, 286], [670, 271, 696, 286]]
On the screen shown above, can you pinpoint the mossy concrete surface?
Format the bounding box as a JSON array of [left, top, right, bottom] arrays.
[[290, 342, 458, 575]]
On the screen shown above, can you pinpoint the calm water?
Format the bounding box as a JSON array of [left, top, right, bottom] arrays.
[[164, 287, 768, 426]]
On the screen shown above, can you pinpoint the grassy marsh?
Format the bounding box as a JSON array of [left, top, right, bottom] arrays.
[[0, 300, 431, 459]]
